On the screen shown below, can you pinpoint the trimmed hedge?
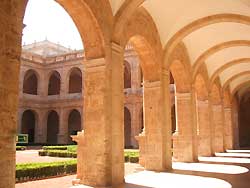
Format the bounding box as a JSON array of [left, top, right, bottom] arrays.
[[16, 146, 26, 151], [39, 149, 139, 163], [38, 150, 77, 158], [42, 146, 68, 151], [16, 160, 77, 183]]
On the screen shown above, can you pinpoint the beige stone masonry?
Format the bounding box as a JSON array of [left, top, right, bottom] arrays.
[[224, 107, 234, 150], [197, 100, 212, 156], [173, 92, 197, 162], [211, 104, 224, 153], [80, 57, 115, 187], [110, 43, 124, 186], [141, 80, 168, 171]]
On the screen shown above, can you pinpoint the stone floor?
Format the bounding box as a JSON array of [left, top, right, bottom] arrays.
[[16, 150, 72, 164], [16, 150, 250, 188]]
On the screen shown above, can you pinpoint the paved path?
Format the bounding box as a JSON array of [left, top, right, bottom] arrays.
[[16, 150, 250, 188], [16, 150, 73, 164]]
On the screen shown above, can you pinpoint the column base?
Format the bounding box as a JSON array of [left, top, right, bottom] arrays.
[[198, 135, 212, 157], [173, 133, 197, 162], [135, 134, 146, 167]]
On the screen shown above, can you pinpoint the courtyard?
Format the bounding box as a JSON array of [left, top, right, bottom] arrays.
[[15, 148, 250, 188], [2, 0, 250, 188]]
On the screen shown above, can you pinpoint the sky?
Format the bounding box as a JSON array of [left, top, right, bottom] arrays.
[[22, 0, 83, 50]]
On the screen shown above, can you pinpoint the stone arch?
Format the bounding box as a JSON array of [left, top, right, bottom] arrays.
[[20, 0, 113, 60], [194, 73, 212, 156], [53, 0, 113, 59], [223, 71, 250, 90], [194, 73, 209, 101], [48, 71, 61, 95], [23, 69, 39, 95], [21, 109, 38, 143], [2, 1, 113, 187], [124, 106, 132, 148], [210, 81, 222, 105], [210, 80, 224, 152], [169, 43, 192, 93], [164, 14, 250, 69], [210, 58, 250, 86], [113, 0, 145, 42], [124, 60, 131, 89], [114, 7, 162, 81], [192, 40, 250, 78], [68, 109, 82, 144], [68, 67, 82, 94], [47, 110, 59, 144], [232, 80, 250, 96]]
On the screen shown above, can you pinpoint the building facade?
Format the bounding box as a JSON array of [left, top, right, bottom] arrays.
[[18, 40, 144, 147]]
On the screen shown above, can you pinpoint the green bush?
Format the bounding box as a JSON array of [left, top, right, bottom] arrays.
[[124, 150, 139, 163], [42, 146, 68, 150], [39, 146, 139, 163], [124, 154, 129, 162], [67, 145, 77, 152], [38, 150, 77, 158], [38, 150, 47, 156], [16, 160, 77, 183], [16, 146, 26, 151], [129, 156, 139, 163]]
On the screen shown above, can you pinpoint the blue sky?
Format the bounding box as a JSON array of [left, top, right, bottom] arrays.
[[22, 0, 83, 50]]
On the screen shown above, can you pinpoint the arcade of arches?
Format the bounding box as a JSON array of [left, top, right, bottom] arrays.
[[18, 40, 143, 147], [3, 0, 250, 187]]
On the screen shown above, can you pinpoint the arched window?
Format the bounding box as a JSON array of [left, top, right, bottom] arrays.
[[68, 109, 82, 144], [23, 70, 38, 95], [124, 107, 131, 148], [124, 61, 131, 89], [21, 110, 36, 143], [69, 68, 82, 93], [47, 110, 59, 144], [48, 71, 61, 95]]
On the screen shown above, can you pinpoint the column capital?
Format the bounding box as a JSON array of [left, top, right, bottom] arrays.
[[175, 92, 192, 99], [143, 80, 161, 89], [197, 99, 209, 105], [84, 58, 106, 73], [162, 69, 170, 77], [224, 107, 232, 111], [111, 42, 124, 55]]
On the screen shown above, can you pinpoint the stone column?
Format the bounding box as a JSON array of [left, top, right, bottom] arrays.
[[197, 100, 212, 156], [36, 110, 47, 143], [141, 80, 168, 171], [130, 56, 141, 90], [0, 2, 27, 188], [17, 108, 24, 134], [75, 47, 124, 187], [232, 98, 239, 149], [224, 107, 233, 150], [162, 70, 173, 170], [130, 103, 142, 148], [60, 69, 67, 98], [211, 104, 224, 153], [110, 43, 124, 186], [173, 92, 197, 162], [58, 109, 68, 144]]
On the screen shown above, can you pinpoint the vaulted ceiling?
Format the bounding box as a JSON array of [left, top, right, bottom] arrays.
[[108, 0, 250, 99]]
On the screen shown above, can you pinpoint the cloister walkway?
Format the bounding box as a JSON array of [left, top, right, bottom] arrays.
[[16, 149, 250, 188]]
